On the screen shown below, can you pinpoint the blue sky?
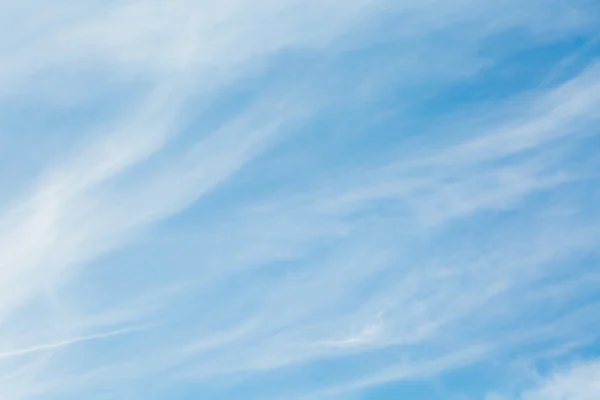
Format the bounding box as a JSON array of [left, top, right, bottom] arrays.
[[0, 1, 599, 399]]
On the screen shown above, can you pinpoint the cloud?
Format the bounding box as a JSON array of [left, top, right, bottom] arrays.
[[45, 64, 598, 398], [491, 360, 600, 400], [0, 1, 599, 399], [0, 325, 150, 360], [522, 361, 600, 400]]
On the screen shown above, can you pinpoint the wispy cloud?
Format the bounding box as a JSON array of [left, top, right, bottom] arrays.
[[0, 1, 599, 399], [488, 360, 600, 400], [521, 361, 600, 400]]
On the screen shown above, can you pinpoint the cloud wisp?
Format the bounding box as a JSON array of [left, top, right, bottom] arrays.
[[0, 1, 599, 400]]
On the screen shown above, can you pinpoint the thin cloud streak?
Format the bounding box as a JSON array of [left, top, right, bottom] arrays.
[[0, 325, 152, 360]]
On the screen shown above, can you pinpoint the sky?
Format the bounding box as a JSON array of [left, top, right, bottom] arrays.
[[0, 1, 599, 399]]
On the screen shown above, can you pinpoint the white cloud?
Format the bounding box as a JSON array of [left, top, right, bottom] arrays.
[[515, 361, 600, 400], [62, 64, 600, 397], [0, 0, 598, 399]]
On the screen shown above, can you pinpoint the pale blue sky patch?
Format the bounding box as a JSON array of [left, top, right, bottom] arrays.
[[0, 1, 599, 399]]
